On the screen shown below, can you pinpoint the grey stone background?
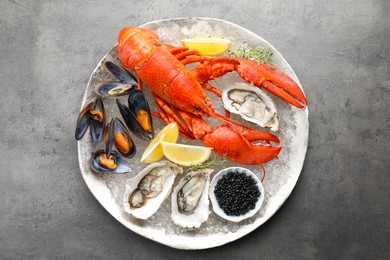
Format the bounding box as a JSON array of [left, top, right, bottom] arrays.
[[1, 0, 389, 259]]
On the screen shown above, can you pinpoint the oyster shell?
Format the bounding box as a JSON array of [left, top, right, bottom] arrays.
[[123, 161, 183, 219], [222, 83, 279, 131], [171, 169, 213, 228]]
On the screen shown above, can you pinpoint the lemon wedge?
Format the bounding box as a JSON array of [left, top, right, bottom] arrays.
[[161, 142, 213, 167], [180, 37, 232, 56], [141, 123, 179, 163]]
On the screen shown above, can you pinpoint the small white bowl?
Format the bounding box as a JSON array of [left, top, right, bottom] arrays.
[[209, 167, 265, 222]]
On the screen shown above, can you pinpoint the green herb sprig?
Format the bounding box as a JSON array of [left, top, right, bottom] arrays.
[[228, 46, 273, 65], [187, 154, 228, 172]]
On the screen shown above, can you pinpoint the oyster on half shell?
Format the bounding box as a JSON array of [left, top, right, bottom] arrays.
[[171, 169, 213, 229], [222, 83, 279, 131], [123, 161, 183, 220]]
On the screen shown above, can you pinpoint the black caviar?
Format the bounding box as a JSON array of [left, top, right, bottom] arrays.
[[214, 171, 261, 216]]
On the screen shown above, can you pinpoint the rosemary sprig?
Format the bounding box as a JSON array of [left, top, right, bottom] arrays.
[[228, 46, 273, 65], [187, 154, 228, 172]]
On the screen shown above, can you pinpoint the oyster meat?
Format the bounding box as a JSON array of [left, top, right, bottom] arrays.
[[123, 161, 183, 219], [222, 83, 279, 131], [171, 169, 213, 228]]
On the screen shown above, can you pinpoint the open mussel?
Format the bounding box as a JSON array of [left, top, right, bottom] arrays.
[[116, 88, 154, 140], [90, 150, 131, 174], [104, 117, 136, 158], [75, 97, 105, 144], [95, 61, 138, 97]]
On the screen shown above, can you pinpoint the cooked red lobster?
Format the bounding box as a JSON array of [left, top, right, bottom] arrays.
[[117, 27, 307, 166]]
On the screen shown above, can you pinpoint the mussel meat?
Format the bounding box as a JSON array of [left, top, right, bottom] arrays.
[[95, 82, 134, 97], [104, 117, 136, 158], [90, 150, 132, 174], [116, 88, 154, 140], [75, 97, 105, 144]]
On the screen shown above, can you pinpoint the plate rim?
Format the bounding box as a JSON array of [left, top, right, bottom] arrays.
[[77, 17, 309, 250]]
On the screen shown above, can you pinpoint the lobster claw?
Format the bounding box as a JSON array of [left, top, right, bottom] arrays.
[[203, 124, 281, 165], [236, 58, 307, 108], [173, 110, 280, 165]]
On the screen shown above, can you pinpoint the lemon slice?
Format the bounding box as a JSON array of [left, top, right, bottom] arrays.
[[161, 142, 213, 167], [180, 37, 232, 56], [141, 123, 179, 163]]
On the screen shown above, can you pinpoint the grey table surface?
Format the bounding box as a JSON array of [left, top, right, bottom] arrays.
[[1, 0, 389, 259]]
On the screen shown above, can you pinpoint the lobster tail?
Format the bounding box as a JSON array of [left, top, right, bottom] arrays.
[[118, 27, 160, 69]]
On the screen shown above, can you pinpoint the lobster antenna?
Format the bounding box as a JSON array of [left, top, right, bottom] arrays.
[[211, 111, 252, 130], [259, 164, 266, 182]]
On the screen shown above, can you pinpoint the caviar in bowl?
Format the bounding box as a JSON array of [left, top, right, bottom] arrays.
[[209, 167, 265, 222]]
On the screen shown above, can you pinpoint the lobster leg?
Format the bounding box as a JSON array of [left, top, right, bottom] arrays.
[[175, 50, 201, 61], [162, 45, 187, 55], [202, 83, 222, 97], [154, 95, 195, 139], [137, 77, 143, 91], [154, 99, 172, 124], [162, 44, 201, 60], [201, 83, 230, 118], [181, 56, 237, 67]]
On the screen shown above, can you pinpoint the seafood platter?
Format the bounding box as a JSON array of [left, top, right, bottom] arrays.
[[76, 18, 309, 249]]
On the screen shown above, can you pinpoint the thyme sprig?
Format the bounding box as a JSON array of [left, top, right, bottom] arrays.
[[187, 154, 228, 172], [228, 46, 273, 65]]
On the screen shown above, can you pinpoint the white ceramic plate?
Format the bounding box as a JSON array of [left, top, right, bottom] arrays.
[[77, 17, 309, 249]]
